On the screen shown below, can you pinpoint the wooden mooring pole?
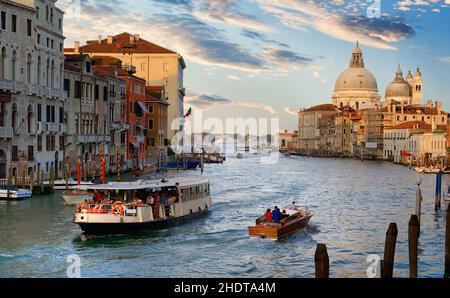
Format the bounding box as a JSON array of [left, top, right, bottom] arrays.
[[408, 215, 420, 278], [382, 222, 398, 278], [445, 205, 450, 278], [435, 171, 442, 210], [314, 243, 329, 278], [416, 176, 423, 223]]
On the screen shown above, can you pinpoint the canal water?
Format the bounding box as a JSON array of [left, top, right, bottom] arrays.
[[0, 155, 448, 278]]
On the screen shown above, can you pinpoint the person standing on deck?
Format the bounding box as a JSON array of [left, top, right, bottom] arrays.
[[272, 206, 281, 223], [265, 209, 272, 222], [289, 201, 298, 211]]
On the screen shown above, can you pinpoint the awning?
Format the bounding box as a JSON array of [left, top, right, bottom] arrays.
[[136, 124, 145, 130], [136, 101, 149, 114]]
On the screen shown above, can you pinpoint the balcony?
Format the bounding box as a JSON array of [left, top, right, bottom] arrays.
[[12, 81, 24, 93], [81, 97, 94, 106], [27, 83, 40, 95], [60, 123, 68, 134], [69, 134, 112, 144], [39, 86, 49, 98], [0, 79, 13, 92], [50, 88, 61, 100], [111, 122, 130, 131], [46, 123, 60, 133], [0, 127, 13, 139]]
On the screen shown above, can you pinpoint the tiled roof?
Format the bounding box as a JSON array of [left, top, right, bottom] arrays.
[[303, 104, 337, 112], [78, 33, 176, 54], [92, 65, 126, 82], [385, 121, 431, 130]]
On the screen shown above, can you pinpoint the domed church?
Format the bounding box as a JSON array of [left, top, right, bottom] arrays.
[[385, 65, 423, 106], [332, 41, 381, 109]]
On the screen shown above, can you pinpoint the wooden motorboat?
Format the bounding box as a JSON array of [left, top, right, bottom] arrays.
[[248, 208, 314, 240], [132, 165, 157, 177]]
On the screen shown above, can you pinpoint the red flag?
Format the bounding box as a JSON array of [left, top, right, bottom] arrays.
[[77, 159, 81, 186]]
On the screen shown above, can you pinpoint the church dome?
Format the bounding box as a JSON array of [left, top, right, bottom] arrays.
[[334, 68, 378, 91], [385, 65, 412, 98], [334, 41, 378, 92]]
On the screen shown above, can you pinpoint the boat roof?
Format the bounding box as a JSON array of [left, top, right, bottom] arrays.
[[73, 176, 209, 191]]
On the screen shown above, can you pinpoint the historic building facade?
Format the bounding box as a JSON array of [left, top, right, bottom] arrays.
[[66, 33, 186, 139], [0, 0, 65, 179]]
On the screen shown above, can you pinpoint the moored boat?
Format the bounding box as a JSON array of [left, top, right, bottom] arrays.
[[132, 165, 157, 177], [45, 178, 94, 191], [0, 186, 33, 200], [73, 177, 212, 236], [248, 208, 314, 240]]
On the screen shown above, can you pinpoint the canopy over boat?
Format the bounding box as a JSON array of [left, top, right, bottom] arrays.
[[72, 177, 209, 191]]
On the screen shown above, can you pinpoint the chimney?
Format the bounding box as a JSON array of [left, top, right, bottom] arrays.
[[130, 36, 135, 44], [74, 41, 80, 54], [436, 101, 442, 115], [134, 34, 140, 42], [427, 100, 432, 109], [107, 35, 113, 44], [98, 35, 102, 44]]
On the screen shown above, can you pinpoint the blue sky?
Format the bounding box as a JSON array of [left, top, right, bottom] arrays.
[[60, 0, 450, 130]]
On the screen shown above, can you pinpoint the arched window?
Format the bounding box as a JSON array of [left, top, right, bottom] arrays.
[[11, 103, 17, 130], [27, 54, 32, 84], [37, 56, 41, 84], [27, 105, 33, 134], [11, 51, 17, 81], [0, 47, 6, 80], [0, 103, 4, 127], [46, 58, 50, 87], [50, 60, 55, 88]]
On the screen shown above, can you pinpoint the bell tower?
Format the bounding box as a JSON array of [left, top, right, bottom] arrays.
[[412, 67, 423, 105]]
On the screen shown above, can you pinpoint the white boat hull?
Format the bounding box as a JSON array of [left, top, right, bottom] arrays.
[[0, 189, 33, 200]]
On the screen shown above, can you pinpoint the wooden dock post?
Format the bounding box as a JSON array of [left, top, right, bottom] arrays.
[[314, 243, 329, 278], [50, 164, 55, 193], [29, 171, 34, 191], [40, 169, 44, 194], [382, 222, 398, 278], [6, 168, 11, 200], [21, 170, 26, 189], [435, 171, 442, 210], [416, 175, 423, 222], [408, 215, 420, 278], [36, 168, 40, 193], [445, 205, 450, 277]]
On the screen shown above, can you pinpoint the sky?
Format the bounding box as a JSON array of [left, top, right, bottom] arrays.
[[60, 0, 450, 130]]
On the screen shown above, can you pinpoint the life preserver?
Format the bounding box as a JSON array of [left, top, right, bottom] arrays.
[[113, 205, 124, 216]]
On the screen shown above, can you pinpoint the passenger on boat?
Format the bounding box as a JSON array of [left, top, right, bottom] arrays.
[[272, 206, 281, 223], [175, 183, 182, 203], [289, 201, 298, 211], [281, 210, 288, 220], [265, 209, 272, 222]]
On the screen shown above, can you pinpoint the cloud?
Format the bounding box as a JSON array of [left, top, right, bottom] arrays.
[[263, 47, 316, 72], [62, 1, 268, 73], [437, 56, 450, 63], [227, 75, 243, 81], [284, 107, 298, 117], [185, 91, 278, 114], [241, 29, 290, 48], [259, 0, 416, 50], [194, 0, 275, 32]]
